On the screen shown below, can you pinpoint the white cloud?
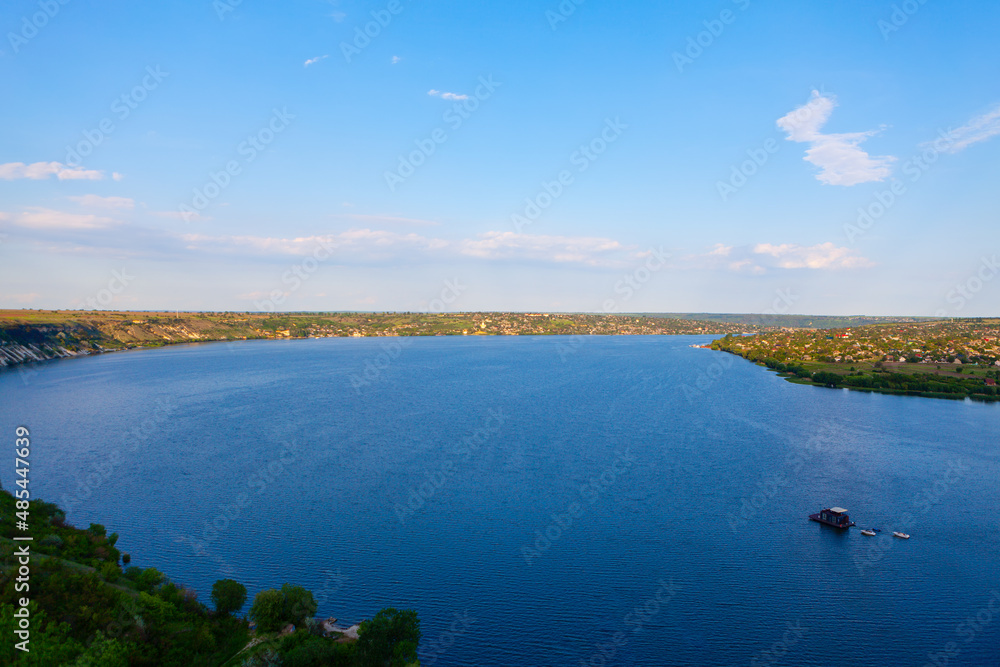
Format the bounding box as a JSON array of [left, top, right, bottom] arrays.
[[330, 11, 346, 22], [180, 229, 447, 258], [935, 103, 1000, 153], [752, 242, 875, 270], [178, 228, 632, 267], [391, 56, 402, 64], [69, 195, 135, 209], [457, 231, 627, 267], [12, 207, 117, 230], [689, 241, 873, 273], [707, 243, 732, 257], [428, 89, 469, 101], [304, 55, 329, 67], [337, 213, 441, 227], [0, 161, 106, 181], [777, 91, 895, 186]]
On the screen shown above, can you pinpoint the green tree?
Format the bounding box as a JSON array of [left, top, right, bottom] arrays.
[[250, 589, 287, 633], [356, 607, 421, 667], [281, 584, 318, 627], [212, 579, 248, 616]]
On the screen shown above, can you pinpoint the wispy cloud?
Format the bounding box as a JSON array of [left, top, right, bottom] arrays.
[[10, 207, 118, 230], [0, 292, 40, 304], [457, 231, 627, 267], [690, 241, 873, 273], [304, 54, 329, 67], [180, 229, 448, 259], [178, 228, 634, 267], [337, 214, 441, 227], [151, 210, 210, 222], [753, 242, 874, 269], [0, 161, 107, 181], [935, 103, 1000, 153], [777, 91, 895, 186], [428, 89, 469, 101], [68, 195, 135, 209], [391, 55, 402, 64]]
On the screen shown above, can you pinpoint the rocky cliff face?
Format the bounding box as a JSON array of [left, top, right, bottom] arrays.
[[0, 342, 91, 368]]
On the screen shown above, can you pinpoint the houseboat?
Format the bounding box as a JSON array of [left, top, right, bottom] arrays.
[[809, 507, 855, 529]]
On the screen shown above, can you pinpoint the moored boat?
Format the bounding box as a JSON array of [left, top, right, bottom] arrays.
[[861, 529, 876, 536], [809, 507, 856, 528], [893, 531, 910, 539]]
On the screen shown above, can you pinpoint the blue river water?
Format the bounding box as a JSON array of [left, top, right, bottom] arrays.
[[2, 335, 999, 666]]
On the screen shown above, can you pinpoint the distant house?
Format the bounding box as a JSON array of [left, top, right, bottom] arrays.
[[986, 379, 997, 387]]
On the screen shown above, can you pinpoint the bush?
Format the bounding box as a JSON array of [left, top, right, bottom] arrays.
[[356, 608, 420, 667], [212, 578, 248, 616], [100, 561, 121, 583], [250, 589, 286, 633]]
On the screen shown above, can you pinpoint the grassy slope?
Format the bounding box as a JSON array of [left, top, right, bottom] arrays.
[[709, 320, 1000, 401], [0, 310, 774, 364]]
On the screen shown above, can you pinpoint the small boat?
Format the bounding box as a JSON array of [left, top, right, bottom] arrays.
[[892, 531, 910, 539], [860, 529, 876, 536]]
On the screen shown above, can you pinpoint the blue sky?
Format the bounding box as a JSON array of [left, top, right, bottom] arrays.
[[2, 0, 999, 315]]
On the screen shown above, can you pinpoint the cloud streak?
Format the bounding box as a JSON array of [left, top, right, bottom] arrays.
[[304, 55, 329, 67], [0, 161, 107, 181], [690, 241, 873, 273], [69, 195, 135, 209], [428, 89, 469, 101], [937, 103, 1000, 153], [9, 207, 118, 230], [777, 91, 895, 186]]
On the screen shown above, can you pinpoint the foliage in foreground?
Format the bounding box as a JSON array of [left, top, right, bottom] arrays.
[[0, 490, 420, 666]]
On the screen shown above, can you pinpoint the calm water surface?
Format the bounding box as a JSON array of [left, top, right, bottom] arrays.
[[3, 336, 999, 666]]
